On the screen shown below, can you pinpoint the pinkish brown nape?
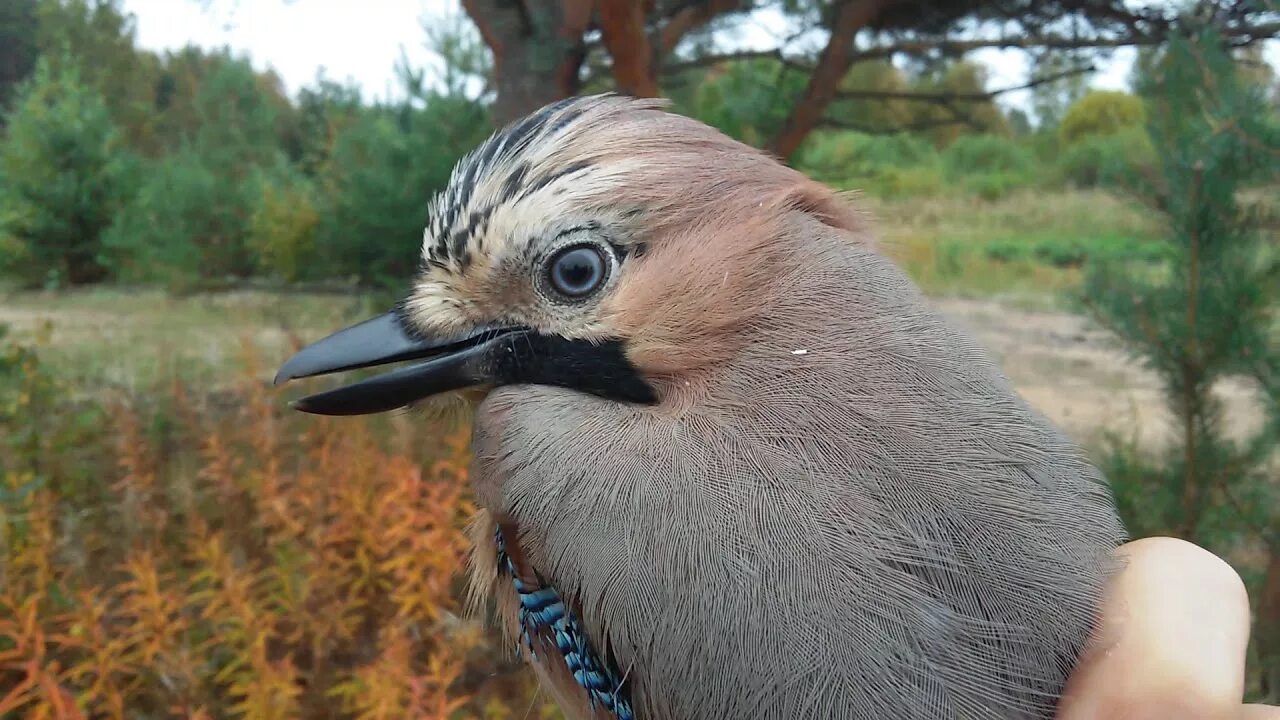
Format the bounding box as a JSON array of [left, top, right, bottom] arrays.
[[274, 93, 1127, 720]]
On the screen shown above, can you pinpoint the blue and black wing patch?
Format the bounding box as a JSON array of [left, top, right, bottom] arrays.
[[495, 527, 635, 720]]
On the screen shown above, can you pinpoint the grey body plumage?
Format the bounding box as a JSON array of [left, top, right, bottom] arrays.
[[471, 215, 1126, 719], [276, 94, 1129, 720]]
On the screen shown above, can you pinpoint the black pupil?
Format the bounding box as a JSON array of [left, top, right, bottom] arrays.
[[551, 246, 605, 296]]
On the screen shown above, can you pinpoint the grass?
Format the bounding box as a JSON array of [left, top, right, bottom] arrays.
[[864, 188, 1164, 305], [0, 288, 383, 394]]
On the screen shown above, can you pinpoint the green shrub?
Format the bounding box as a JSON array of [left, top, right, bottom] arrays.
[[103, 151, 279, 287], [798, 131, 945, 198], [313, 94, 490, 287], [851, 132, 939, 171], [101, 56, 294, 288], [249, 172, 320, 282], [1092, 432, 1179, 537], [984, 233, 1171, 268], [983, 240, 1028, 264], [685, 57, 807, 147], [0, 319, 103, 490], [797, 131, 939, 179], [934, 239, 964, 279], [1058, 90, 1146, 145], [938, 134, 1038, 200], [1057, 126, 1156, 189], [876, 166, 946, 198], [1024, 130, 1062, 164], [793, 131, 856, 174], [0, 318, 49, 476], [962, 172, 1024, 202], [0, 56, 137, 288], [941, 134, 1035, 177]]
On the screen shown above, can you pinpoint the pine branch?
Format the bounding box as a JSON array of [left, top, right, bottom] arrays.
[[662, 48, 796, 74], [768, 0, 897, 158], [833, 64, 1097, 104], [1179, 161, 1206, 541], [830, 21, 1280, 65], [817, 112, 971, 134], [669, 21, 1276, 86], [657, 0, 752, 55]]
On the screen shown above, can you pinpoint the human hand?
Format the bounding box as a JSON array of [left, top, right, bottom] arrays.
[[1058, 536, 1280, 720]]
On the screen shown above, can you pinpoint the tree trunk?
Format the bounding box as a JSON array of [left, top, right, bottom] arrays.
[[1178, 162, 1205, 542], [466, 0, 751, 122], [464, 0, 596, 125], [1260, 547, 1280, 701], [597, 0, 658, 97], [766, 0, 891, 160]]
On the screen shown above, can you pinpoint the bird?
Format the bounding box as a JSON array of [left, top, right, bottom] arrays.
[[273, 93, 1129, 720]]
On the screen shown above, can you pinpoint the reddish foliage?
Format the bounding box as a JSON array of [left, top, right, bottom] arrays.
[[0, 359, 550, 719]]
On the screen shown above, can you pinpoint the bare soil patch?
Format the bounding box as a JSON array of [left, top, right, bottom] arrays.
[[932, 297, 1265, 452]]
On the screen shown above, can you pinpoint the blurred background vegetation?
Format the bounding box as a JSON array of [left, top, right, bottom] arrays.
[[0, 0, 1277, 717]]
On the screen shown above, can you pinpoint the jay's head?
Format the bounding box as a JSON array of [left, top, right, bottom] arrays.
[[273, 93, 862, 415]]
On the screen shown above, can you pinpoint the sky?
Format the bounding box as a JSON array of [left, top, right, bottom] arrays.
[[121, 0, 1273, 117], [123, 0, 448, 102]]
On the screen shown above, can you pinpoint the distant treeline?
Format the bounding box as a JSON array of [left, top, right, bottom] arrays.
[[0, 0, 1275, 291]]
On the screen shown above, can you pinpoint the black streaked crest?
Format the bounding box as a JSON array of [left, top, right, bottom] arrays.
[[422, 94, 615, 273]]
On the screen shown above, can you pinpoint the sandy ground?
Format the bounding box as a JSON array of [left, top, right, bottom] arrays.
[[931, 297, 1265, 453]]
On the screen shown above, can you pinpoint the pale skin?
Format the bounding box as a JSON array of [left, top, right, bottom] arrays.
[[1059, 537, 1280, 720]]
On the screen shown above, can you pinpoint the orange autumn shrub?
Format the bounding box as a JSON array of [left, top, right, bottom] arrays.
[[0, 336, 549, 719]]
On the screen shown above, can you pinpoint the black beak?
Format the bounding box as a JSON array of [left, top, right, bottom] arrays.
[[273, 311, 522, 416]]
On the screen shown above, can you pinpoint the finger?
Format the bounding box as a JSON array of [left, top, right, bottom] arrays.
[[1057, 536, 1254, 720], [1242, 705, 1280, 720]]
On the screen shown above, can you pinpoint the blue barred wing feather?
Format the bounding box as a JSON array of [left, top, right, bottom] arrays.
[[494, 527, 634, 720]]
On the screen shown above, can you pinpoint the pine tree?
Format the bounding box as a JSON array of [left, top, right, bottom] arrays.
[[0, 53, 136, 287], [1084, 23, 1280, 701], [101, 52, 292, 286]]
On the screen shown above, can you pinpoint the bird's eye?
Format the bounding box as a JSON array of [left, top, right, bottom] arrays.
[[547, 244, 607, 298]]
